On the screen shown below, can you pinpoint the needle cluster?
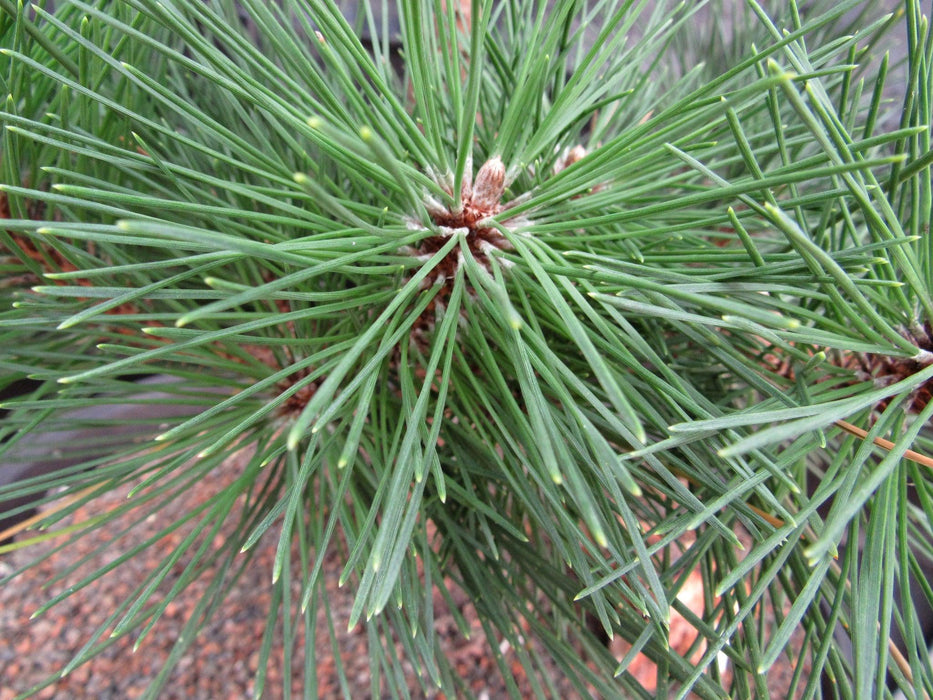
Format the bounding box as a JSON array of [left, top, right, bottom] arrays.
[[0, 2, 932, 699]]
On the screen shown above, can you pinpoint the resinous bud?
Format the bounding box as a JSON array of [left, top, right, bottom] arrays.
[[471, 156, 505, 210]]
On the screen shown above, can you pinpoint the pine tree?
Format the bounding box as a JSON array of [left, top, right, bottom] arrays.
[[1, 1, 932, 697]]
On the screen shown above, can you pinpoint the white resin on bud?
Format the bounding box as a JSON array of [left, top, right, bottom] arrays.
[[471, 156, 505, 211]]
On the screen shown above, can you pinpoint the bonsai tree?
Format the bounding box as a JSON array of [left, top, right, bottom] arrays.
[[1, 0, 931, 697]]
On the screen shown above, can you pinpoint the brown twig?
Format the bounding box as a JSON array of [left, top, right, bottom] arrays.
[[834, 419, 933, 470]]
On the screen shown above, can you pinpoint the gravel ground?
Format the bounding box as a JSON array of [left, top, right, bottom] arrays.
[[0, 450, 576, 699], [0, 447, 808, 699]]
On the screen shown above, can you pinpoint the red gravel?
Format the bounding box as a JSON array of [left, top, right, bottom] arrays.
[[0, 451, 585, 699], [0, 449, 807, 698]]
